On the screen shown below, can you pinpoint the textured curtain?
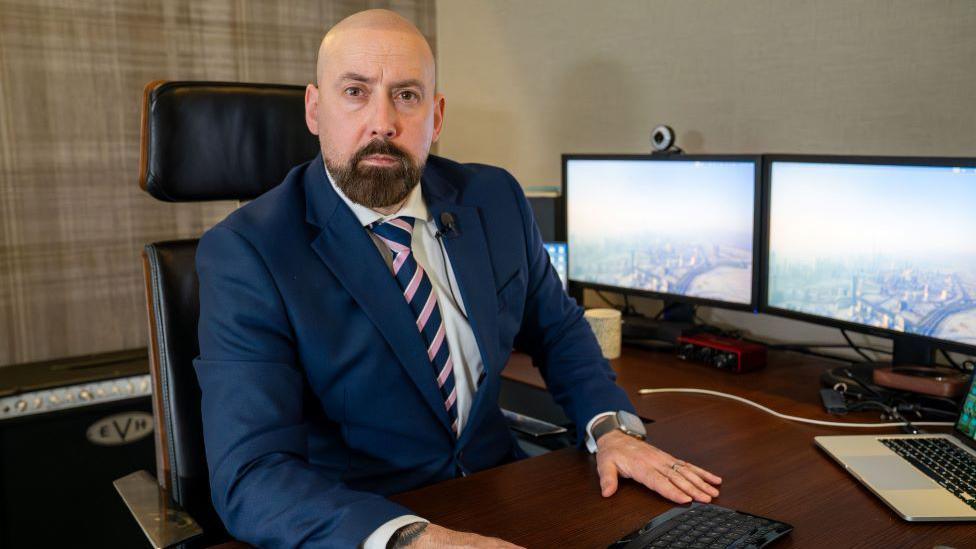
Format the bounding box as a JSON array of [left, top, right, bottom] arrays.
[[0, 0, 436, 367]]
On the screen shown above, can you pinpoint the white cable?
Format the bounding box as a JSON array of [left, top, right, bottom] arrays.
[[637, 388, 954, 428]]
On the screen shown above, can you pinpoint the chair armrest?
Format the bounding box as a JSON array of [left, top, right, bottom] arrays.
[[114, 470, 204, 549]]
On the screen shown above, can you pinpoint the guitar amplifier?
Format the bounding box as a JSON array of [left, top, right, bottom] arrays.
[[0, 350, 155, 548]]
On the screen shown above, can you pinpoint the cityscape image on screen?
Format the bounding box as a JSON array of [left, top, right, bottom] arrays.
[[567, 159, 756, 305], [767, 161, 976, 348]]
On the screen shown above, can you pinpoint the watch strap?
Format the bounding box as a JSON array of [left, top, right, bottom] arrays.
[[591, 413, 620, 443]]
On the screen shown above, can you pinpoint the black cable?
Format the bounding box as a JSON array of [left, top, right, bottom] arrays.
[[840, 367, 884, 399], [692, 312, 743, 339], [847, 401, 891, 413], [840, 329, 875, 363], [594, 290, 623, 311], [940, 349, 963, 371], [842, 397, 923, 433], [767, 342, 892, 354], [653, 301, 682, 320], [896, 411, 922, 435], [687, 318, 882, 363], [622, 294, 639, 316], [602, 293, 964, 378], [911, 406, 960, 420], [786, 347, 865, 364], [653, 302, 674, 320], [434, 234, 469, 321]]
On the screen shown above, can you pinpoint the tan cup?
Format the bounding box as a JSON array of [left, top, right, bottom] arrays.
[[584, 308, 622, 360]]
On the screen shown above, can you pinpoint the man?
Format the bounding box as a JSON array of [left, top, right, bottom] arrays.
[[194, 9, 721, 549]]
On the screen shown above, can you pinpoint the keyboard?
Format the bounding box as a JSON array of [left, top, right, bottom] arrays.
[[881, 437, 976, 508], [610, 503, 792, 549]]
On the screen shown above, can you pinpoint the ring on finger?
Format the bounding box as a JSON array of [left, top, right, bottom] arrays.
[[670, 461, 685, 472]]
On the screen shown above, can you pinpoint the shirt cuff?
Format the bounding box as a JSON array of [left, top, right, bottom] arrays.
[[362, 514, 429, 549], [585, 411, 616, 453]]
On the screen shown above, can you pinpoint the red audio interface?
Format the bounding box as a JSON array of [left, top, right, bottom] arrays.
[[676, 333, 767, 373]]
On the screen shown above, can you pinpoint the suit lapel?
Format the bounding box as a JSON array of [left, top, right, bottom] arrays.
[[423, 168, 502, 444], [304, 157, 452, 433]]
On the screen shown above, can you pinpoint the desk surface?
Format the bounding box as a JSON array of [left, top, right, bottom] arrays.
[[392, 348, 976, 548]]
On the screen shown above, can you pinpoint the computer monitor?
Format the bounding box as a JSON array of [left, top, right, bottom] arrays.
[[564, 154, 761, 310], [762, 155, 976, 361], [544, 242, 568, 290], [528, 193, 566, 242]]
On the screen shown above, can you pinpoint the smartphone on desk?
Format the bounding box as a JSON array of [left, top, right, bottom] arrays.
[[501, 408, 568, 437]]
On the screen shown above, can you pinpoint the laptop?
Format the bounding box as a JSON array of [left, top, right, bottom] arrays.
[[815, 370, 976, 521]]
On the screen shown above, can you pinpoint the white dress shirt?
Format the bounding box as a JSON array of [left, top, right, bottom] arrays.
[[323, 172, 611, 548]]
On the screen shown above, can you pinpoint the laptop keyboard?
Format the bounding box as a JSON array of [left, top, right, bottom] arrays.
[[610, 503, 792, 549], [881, 437, 976, 508]]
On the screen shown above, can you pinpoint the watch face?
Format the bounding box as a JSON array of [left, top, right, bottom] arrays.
[[618, 411, 646, 436]]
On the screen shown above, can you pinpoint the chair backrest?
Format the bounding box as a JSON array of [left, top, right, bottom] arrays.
[[138, 80, 319, 544], [143, 238, 227, 542]]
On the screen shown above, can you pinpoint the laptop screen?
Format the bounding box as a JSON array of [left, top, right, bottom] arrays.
[[955, 371, 976, 440]]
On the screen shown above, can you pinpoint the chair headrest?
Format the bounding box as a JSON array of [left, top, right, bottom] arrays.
[[139, 81, 320, 202]]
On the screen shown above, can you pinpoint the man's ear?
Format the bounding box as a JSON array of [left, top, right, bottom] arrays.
[[430, 93, 445, 143], [305, 84, 320, 135]]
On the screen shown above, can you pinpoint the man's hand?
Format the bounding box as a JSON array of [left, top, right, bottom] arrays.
[[595, 430, 722, 503], [396, 523, 525, 548]]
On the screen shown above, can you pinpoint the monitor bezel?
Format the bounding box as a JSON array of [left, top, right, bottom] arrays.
[[759, 153, 976, 356], [562, 153, 763, 312]]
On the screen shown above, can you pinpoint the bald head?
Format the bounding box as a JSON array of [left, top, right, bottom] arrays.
[[303, 9, 445, 213], [316, 9, 435, 89]]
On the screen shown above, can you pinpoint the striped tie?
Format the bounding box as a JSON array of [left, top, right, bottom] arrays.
[[371, 217, 459, 437]]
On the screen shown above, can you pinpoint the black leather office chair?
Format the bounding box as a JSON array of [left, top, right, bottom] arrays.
[[115, 80, 318, 549]]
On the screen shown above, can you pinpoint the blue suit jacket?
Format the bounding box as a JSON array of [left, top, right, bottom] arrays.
[[194, 154, 636, 548]]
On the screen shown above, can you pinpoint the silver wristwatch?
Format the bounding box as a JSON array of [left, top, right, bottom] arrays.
[[592, 410, 646, 443]]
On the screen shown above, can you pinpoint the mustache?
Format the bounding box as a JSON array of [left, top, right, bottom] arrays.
[[326, 138, 423, 209], [351, 140, 409, 167]]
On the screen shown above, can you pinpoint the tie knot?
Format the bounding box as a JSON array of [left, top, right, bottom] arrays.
[[371, 216, 415, 252]]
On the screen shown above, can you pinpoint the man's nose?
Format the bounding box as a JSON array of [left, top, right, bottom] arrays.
[[370, 98, 398, 140]]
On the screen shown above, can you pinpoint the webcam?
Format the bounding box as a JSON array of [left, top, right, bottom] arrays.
[[650, 125, 682, 154]]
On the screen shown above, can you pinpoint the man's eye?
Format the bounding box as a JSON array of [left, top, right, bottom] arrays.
[[344, 87, 364, 97], [397, 91, 418, 102]]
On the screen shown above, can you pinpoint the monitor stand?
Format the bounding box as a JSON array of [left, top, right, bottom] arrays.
[[858, 336, 970, 400], [850, 335, 933, 375], [890, 336, 935, 366], [845, 335, 934, 369], [622, 301, 696, 346]]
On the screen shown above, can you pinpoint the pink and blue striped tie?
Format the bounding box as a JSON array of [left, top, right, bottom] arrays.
[[371, 217, 459, 437]]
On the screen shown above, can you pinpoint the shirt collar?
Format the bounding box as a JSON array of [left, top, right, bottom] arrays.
[[325, 167, 429, 228]]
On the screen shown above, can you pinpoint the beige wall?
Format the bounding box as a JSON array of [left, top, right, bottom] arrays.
[[435, 0, 976, 358], [0, 0, 436, 367]]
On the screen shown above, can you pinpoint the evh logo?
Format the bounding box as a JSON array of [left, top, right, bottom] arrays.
[[86, 412, 154, 446]]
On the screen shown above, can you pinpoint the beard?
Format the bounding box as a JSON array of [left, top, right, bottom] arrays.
[[325, 139, 424, 209]]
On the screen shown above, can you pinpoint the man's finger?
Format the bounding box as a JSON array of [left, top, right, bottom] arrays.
[[685, 462, 723, 485], [652, 455, 722, 491], [597, 458, 619, 497], [666, 468, 712, 502], [677, 466, 720, 497], [635, 467, 692, 504]]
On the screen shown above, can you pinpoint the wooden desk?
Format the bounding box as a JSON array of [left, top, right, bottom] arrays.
[[391, 348, 976, 548]]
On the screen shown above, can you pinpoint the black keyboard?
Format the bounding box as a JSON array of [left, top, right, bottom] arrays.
[[610, 503, 792, 549], [881, 437, 976, 508]]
